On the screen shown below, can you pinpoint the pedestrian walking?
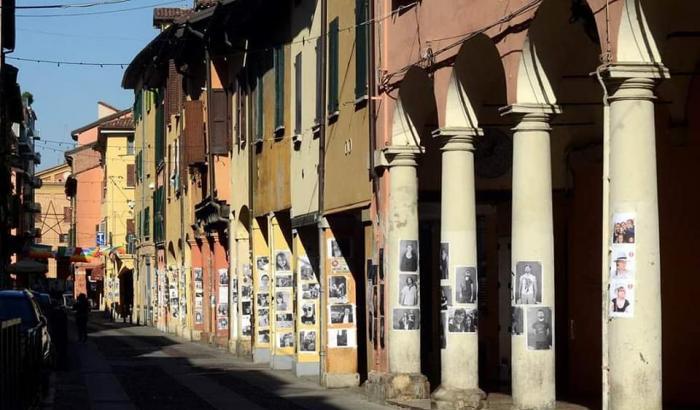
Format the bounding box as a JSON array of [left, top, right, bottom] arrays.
[[74, 293, 91, 343]]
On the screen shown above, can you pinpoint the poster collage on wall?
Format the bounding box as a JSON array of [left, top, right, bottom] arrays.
[[274, 250, 294, 349], [179, 266, 187, 325], [394, 239, 420, 332], [240, 264, 252, 337], [327, 239, 357, 349], [297, 254, 319, 353], [217, 268, 229, 330], [438, 242, 479, 350], [255, 256, 271, 344], [511, 261, 553, 351], [194, 267, 204, 325], [609, 212, 636, 319], [169, 268, 179, 319]]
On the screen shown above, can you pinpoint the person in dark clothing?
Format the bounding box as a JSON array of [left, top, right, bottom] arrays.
[[73, 293, 90, 343]]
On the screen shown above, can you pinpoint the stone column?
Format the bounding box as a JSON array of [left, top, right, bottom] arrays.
[[431, 127, 485, 410], [603, 63, 668, 410], [367, 145, 429, 402], [501, 104, 560, 410]]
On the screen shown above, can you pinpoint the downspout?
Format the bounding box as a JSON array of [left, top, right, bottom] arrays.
[[317, 0, 328, 384], [368, 0, 378, 230]]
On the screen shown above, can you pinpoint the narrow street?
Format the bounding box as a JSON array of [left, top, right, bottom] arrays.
[[46, 313, 389, 410]]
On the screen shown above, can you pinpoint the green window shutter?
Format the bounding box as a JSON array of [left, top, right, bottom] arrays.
[[274, 47, 285, 131], [144, 207, 150, 238], [355, 0, 368, 100], [155, 89, 165, 165], [328, 18, 339, 114], [256, 75, 264, 142]]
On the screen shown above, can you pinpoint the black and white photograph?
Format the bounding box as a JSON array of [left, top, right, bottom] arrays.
[[609, 280, 635, 318], [440, 285, 452, 311], [526, 306, 553, 350], [329, 275, 348, 302], [258, 309, 269, 327], [276, 313, 293, 328], [514, 262, 542, 305], [217, 317, 228, 330], [258, 329, 270, 344], [219, 269, 229, 285], [256, 256, 270, 272], [302, 283, 320, 299], [241, 285, 252, 298], [447, 307, 477, 333], [231, 278, 238, 304], [300, 331, 317, 352], [299, 256, 315, 280], [329, 304, 355, 324], [398, 273, 419, 306], [278, 332, 294, 348], [440, 312, 447, 348], [194, 268, 203, 282], [301, 303, 316, 324], [276, 290, 291, 311], [217, 302, 228, 316], [440, 242, 449, 280], [275, 251, 292, 272], [276, 274, 293, 288], [612, 212, 636, 244], [256, 293, 270, 308], [328, 239, 346, 258], [392, 308, 420, 330], [511, 306, 523, 335], [259, 274, 270, 292], [328, 329, 356, 348], [195, 310, 203, 324], [380, 317, 385, 348], [242, 301, 252, 315], [242, 316, 252, 336], [455, 266, 477, 304], [399, 239, 419, 272]]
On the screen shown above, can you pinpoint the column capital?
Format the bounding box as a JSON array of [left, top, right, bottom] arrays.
[[383, 145, 423, 168], [500, 103, 561, 133], [432, 127, 482, 152], [600, 63, 670, 103]]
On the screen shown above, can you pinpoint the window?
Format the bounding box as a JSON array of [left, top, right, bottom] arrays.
[[274, 46, 285, 133], [294, 52, 302, 135], [315, 39, 323, 125], [328, 18, 340, 116], [126, 164, 135, 187], [127, 136, 135, 155], [143, 207, 150, 238], [355, 0, 369, 101], [59, 233, 69, 243], [255, 75, 264, 143], [155, 88, 165, 166], [210, 89, 231, 154], [153, 186, 164, 243]]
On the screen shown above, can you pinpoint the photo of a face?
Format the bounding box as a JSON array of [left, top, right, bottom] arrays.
[[276, 313, 293, 328], [256, 256, 269, 272], [257, 309, 269, 327], [242, 301, 252, 315], [399, 240, 419, 273], [329, 304, 354, 324], [447, 307, 477, 333], [440, 243, 449, 280], [275, 251, 292, 272], [440, 285, 452, 311], [276, 274, 293, 288], [299, 256, 315, 281], [301, 303, 316, 325], [455, 267, 477, 304], [276, 290, 291, 311], [399, 273, 419, 306], [300, 331, 316, 352], [392, 308, 420, 330], [514, 262, 542, 305], [278, 332, 294, 348], [256, 293, 270, 308], [302, 283, 320, 299], [219, 269, 229, 285], [217, 317, 228, 330], [259, 274, 270, 292], [609, 280, 635, 318], [612, 213, 636, 244], [329, 276, 347, 303], [526, 306, 552, 350]]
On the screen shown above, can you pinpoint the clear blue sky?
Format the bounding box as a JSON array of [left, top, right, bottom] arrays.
[[12, 0, 190, 170]]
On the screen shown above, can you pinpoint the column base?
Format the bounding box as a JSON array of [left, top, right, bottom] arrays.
[[431, 385, 486, 410], [292, 359, 319, 377], [253, 348, 271, 364], [322, 372, 360, 388], [236, 339, 252, 357], [365, 371, 430, 404]]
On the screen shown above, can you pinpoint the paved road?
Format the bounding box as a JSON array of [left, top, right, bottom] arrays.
[[46, 313, 390, 410]]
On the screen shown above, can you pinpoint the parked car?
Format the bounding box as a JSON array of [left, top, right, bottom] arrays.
[[0, 290, 53, 364]]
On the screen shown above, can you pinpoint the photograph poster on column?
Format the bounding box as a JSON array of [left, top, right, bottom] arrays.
[[231, 277, 238, 304], [328, 275, 348, 303], [455, 266, 477, 304], [275, 290, 292, 311], [440, 285, 452, 311], [302, 283, 320, 299], [300, 303, 316, 324], [276, 274, 293, 288], [440, 242, 449, 280], [328, 238, 350, 272], [329, 304, 355, 324], [514, 261, 542, 305], [609, 280, 635, 318], [526, 306, 553, 350], [256, 256, 270, 291], [299, 256, 315, 281], [610, 212, 636, 318], [440, 311, 447, 349], [242, 301, 252, 315], [447, 307, 477, 333], [300, 330, 317, 352], [393, 308, 420, 330], [242, 264, 253, 297], [257, 293, 270, 308], [276, 312, 293, 328], [398, 239, 419, 273], [398, 273, 419, 306], [242, 314, 252, 336], [217, 316, 228, 330], [219, 268, 229, 303], [275, 250, 292, 273], [258, 308, 269, 327], [510, 306, 524, 335], [258, 329, 270, 344], [278, 332, 294, 348], [328, 328, 356, 348]]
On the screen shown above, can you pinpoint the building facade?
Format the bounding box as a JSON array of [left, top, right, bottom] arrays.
[[34, 163, 72, 280], [122, 1, 700, 409]]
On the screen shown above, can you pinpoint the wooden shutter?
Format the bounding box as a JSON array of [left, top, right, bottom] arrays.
[[126, 219, 135, 235], [328, 18, 340, 114], [166, 61, 182, 123], [184, 100, 206, 164], [274, 47, 285, 131], [294, 52, 302, 135], [315, 39, 323, 124], [255, 77, 264, 142], [355, 0, 368, 100], [210, 89, 230, 155], [155, 89, 165, 164], [126, 164, 135, 187]]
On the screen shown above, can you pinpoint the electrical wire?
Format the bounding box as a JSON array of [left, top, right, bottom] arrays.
[[16, 0, 186, 17], [3, 0, 131, 9], [7, 56, 127, 67]]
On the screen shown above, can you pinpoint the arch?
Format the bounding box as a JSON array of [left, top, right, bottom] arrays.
[[391, 66, 438, 147], [446, 33, 508, 129]]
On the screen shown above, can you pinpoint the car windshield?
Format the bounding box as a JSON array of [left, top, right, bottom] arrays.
[[0, 296, 38, 329]]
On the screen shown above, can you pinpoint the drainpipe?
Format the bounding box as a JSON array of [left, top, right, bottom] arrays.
[[368, 0, 378, 231], [317, 0, 328, 384]]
